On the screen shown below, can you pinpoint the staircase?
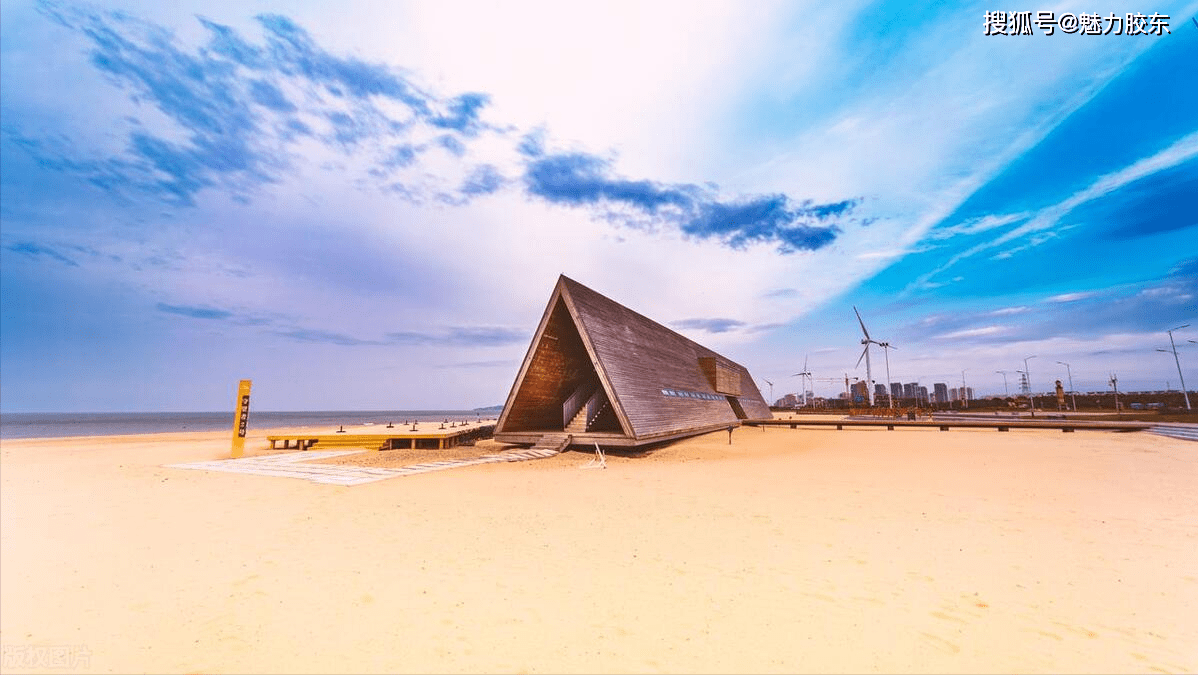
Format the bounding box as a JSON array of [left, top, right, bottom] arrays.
[[565, 405, 590, 434], [562, 379, 599, 428], [526, 433, 573, 457], [565, 387, 612, 434]]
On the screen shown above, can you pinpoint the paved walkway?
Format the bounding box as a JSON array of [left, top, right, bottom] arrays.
[[167, 447, 562, 486], [1148, 423, 1198, 442]]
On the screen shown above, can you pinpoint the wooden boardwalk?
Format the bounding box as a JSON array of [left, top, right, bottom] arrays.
[[168, 440, 566, 487], [267, 421, 495, 451], [744, 417, 1153, 433]]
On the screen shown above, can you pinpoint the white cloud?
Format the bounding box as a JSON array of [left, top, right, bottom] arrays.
[[934, 325, 1006, 339], [913, 130, 1198, 286], [1045, 291, 1096, 303], [928, 212, 1029, 240]]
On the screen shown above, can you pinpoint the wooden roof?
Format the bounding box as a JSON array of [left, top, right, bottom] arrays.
[[495, 275, 772, 445]]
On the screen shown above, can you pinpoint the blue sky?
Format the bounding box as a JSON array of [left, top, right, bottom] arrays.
[[2, 0, 1196, 412]]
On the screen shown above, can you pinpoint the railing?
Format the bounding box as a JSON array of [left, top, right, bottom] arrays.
[[586, 395, 608, 428], [562, 378, 599, 428], [744, 418, 1151, 433]]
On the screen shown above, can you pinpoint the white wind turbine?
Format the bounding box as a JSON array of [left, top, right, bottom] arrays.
[[793, 354, 813, 407], [853, 306, 885, 407]]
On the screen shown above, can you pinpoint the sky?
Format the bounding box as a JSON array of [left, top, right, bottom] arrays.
[[1, 0, 1196, 412]]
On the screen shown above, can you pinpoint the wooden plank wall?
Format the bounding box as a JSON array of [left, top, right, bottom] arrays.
[[564, 278, 772, 439], [501, 300, 595, 432], [698, 357, 743, 396]]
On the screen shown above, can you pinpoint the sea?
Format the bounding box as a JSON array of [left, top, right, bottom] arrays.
[[0, 410, 500, 440]]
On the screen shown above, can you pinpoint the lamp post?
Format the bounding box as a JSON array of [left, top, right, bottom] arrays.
[[880, 343, 895, 409], [995, 370, 1010, 398], [1024, 355, 1038, 411], [1056, 361, 1076, 411], [1156, 324, 1191, 411]]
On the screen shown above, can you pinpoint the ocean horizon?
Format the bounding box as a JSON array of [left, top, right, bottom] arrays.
[[0, 409, 501, 440]]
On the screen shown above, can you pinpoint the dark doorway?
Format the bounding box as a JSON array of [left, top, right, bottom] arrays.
[[504, 298, 605, 432], [726, 396, 748, 419]]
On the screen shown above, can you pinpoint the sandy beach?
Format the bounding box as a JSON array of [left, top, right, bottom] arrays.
[[1, 423, 1195, 674]]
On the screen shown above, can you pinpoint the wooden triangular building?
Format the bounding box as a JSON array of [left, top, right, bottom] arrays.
[[495, 275, 771, 448]]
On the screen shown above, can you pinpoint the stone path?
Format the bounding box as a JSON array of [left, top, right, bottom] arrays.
[[167, 446, 563, 486]]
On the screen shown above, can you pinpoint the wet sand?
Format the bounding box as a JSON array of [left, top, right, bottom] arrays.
[[1, 424, 1195, 673]]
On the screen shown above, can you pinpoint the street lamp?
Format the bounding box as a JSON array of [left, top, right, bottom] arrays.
[[1156, 324, 1191, 411], [879, 343, 896, 409], [961, 369, 969, 409], [1056, 361, 1077, 411], [995, 370, 1010, 397], [1024, 355, 1038, 411]]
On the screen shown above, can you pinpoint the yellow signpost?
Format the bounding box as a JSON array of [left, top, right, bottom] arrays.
[[231, 379, 252, 458]]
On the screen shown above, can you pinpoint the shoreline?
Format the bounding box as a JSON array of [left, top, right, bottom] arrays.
[[0, 410, 501, 442]]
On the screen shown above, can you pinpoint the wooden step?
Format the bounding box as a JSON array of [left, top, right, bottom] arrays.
[[565, 406, 589, 433], [528, 433, 572, 454]]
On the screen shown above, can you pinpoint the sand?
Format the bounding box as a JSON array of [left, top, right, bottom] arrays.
[[1, 424, 1195, 674]]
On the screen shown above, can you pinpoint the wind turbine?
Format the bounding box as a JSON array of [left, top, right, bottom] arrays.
[[853, 306, 887, 407], [763, 379, 774, 405], [792, 355, 813, 407]]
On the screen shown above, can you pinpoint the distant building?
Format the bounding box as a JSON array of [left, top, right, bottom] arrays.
[[919, 386, 928, 403], [934, 383, 949, 404], [891, 382, 903, 399], [903, 383, 915, 399], [851, 380, 869, 402], [949, 387, 958, 402], [875, 383, 888, 400], [965, 386, 974, 400]]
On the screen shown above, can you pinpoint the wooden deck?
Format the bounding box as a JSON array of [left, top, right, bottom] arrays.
[[494, 424, 741, 448], [743, 418, 1152, 433], [267, 421, 496, 452]]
